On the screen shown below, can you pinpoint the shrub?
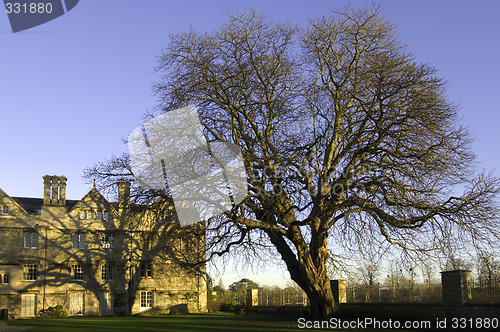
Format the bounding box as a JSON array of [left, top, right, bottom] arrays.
[[168, 304, 189, 314], [134, 306, 169, 316], [207, 299, 221, 313], [219, 303, 236, 312], [40, 305, 67, 319]]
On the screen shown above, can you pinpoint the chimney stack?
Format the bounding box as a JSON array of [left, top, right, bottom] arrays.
[[118, 181, 130, 207], [43, 175, 67, 205]]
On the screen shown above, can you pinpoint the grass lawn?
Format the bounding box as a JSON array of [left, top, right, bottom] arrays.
[[6, 312, 419, 332]]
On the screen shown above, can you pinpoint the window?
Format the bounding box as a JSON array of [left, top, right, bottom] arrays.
[[79, 210, 96, 219], [177, 238, 185, 252], [100, 293, 113, 315], [21, 294, 36, 317], [72, 264, 84, 280], [2, 206, 9, 215], [140, 263, 153, 278], [23, 232, 39, 249], [3, 273, 9, 284], [158, 212, 173, 224], [81, 210, 108, 220], [101, 233, 114, 249], [71, 233, 85, 249], [101, 263, 114, 281], [69, 293, 85, 315], [140, 291, 152, 309], [22, 264, 37, 280]]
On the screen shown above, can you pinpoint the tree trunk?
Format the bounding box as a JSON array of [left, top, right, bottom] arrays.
[[302, 276, 337, 320], [265, 228, 337, 320]]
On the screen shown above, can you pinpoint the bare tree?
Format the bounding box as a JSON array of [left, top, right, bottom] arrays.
[[476, 250, 500, 289], [439, 240, 475, 271], [86, 6, 500, 319], [359, 244, 388, 287]]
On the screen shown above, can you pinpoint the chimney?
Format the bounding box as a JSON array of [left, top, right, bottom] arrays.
[[59, 176, 67, 205], [43, 175, 51, 205], [118, 181, 130, 207], [43, 175, 67, 205]]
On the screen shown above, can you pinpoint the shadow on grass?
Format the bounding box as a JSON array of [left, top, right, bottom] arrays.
[[7, 312, 420, 332], [7, 313, 301, 332]]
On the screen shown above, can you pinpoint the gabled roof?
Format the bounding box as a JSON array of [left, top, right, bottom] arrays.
[[10, 197, 79, 214], [1, 185, 161, 218], [109, 201, 148, 213], [0, 187, 31, 214], [0, 185, 110, 215], [69, 186, 117, 215]]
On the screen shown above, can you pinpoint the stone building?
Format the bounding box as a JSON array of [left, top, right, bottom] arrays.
[[0, 175, 207, 318]]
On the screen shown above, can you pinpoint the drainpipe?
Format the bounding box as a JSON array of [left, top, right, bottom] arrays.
[[35, 224, 48, 315], [43, 226, 47, 315]]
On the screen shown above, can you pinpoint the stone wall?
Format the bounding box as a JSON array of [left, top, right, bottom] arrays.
[[337, 303, 499, 328]]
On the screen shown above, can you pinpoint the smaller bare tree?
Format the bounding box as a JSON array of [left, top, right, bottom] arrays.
[[476, 251, 500, 289]]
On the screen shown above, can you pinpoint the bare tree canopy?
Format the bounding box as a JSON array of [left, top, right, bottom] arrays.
[[86, 6, 500, 319]]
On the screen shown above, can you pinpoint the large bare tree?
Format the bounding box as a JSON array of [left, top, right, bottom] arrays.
[[86, 7, 499, 319]]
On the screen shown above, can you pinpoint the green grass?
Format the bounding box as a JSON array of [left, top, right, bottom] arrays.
[[6, 312, 419, 332], [7, 313, 300, 332]]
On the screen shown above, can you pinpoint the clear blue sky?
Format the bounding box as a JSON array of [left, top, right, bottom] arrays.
[[1, 0, 499, 287]]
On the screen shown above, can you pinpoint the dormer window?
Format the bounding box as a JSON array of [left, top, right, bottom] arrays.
[[96, 211, 110, 220], [80, 210, 109, 220], [158, 212, 173, 224], [79, 210, 94, 219]]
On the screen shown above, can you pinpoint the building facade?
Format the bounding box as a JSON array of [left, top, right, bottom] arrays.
[[0, 175, 207, 318]]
